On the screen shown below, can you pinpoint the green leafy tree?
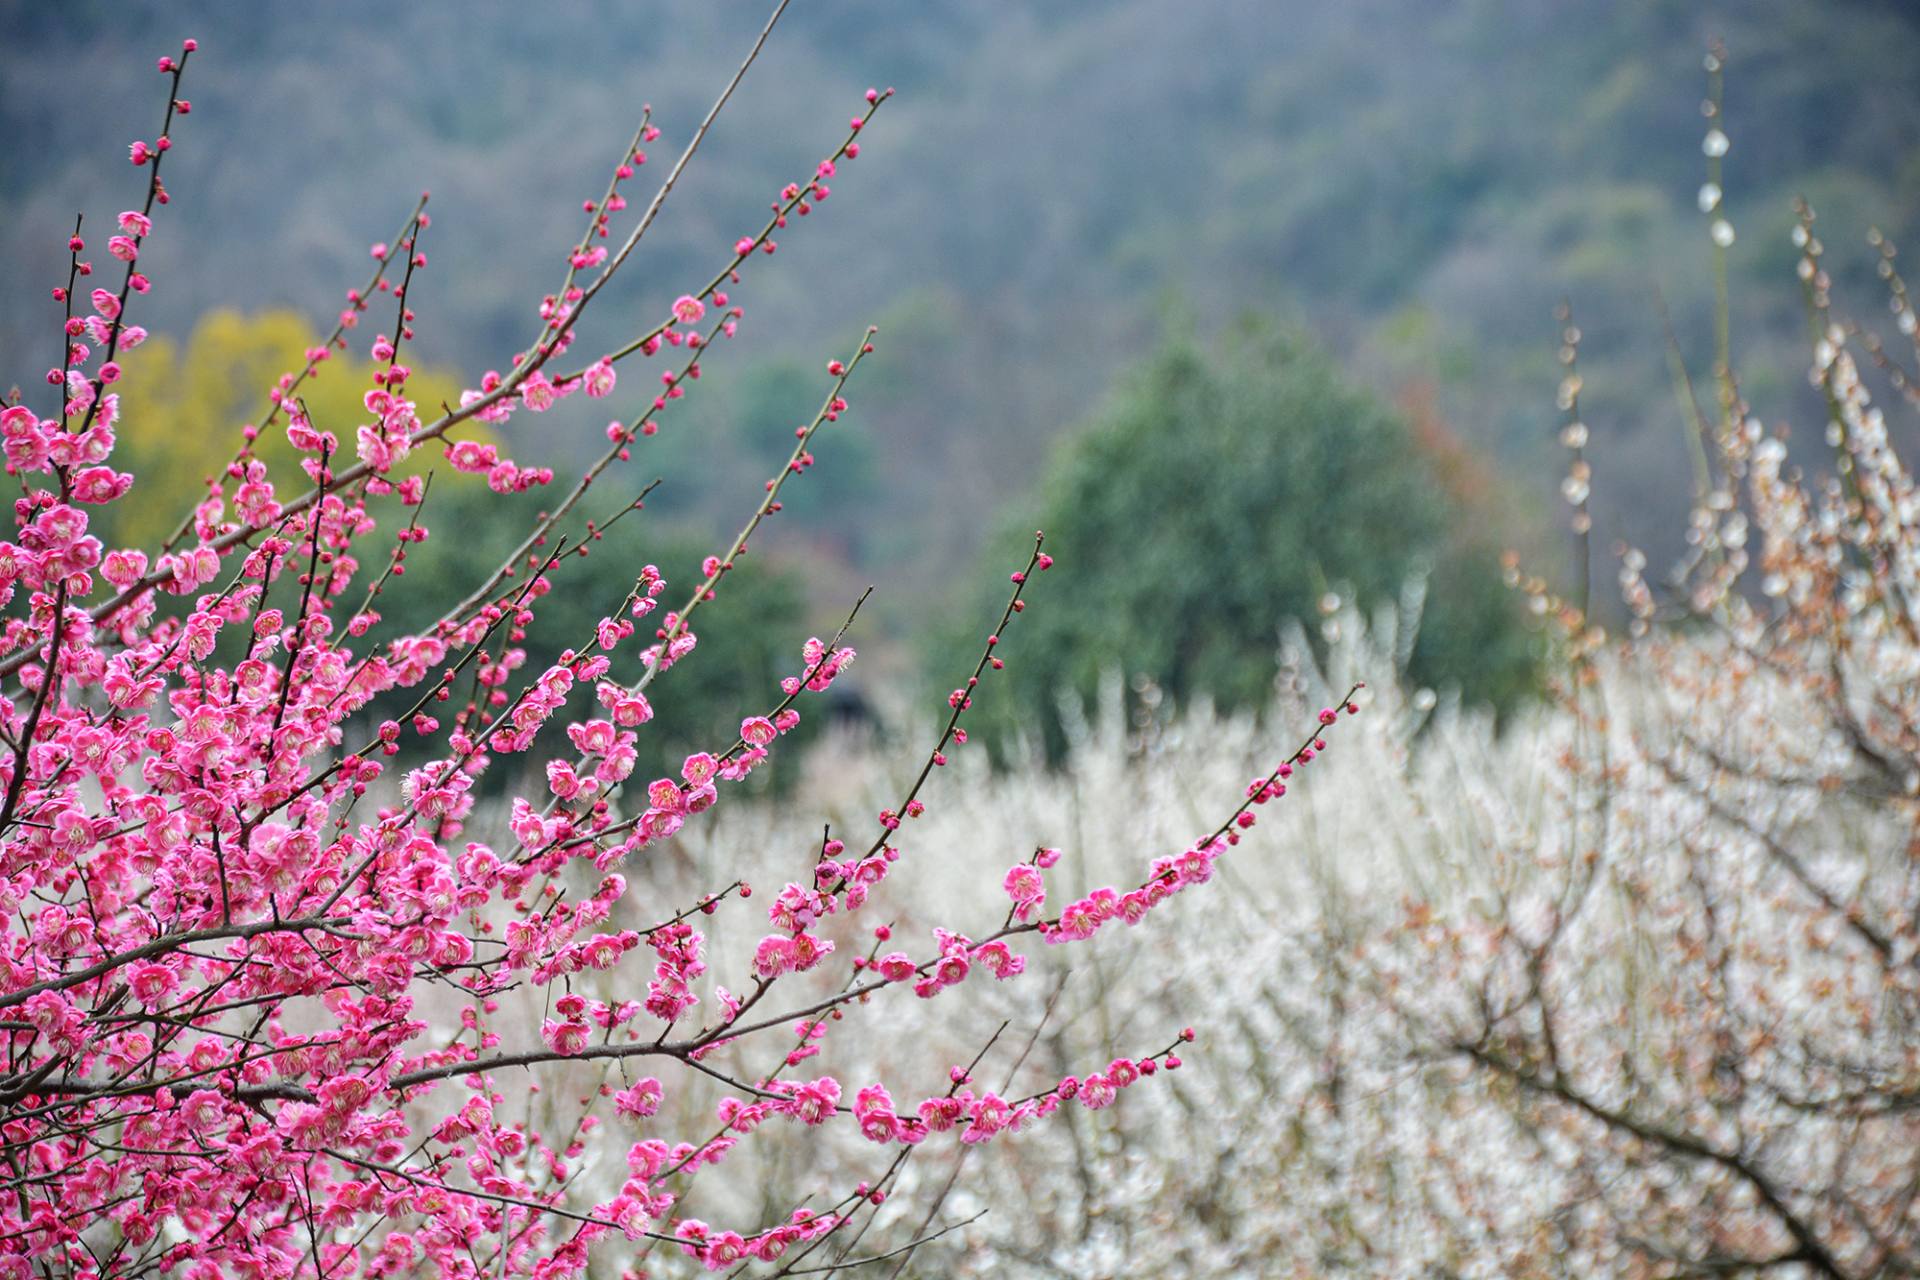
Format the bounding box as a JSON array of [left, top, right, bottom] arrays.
[[953, 322, 1539, 758]]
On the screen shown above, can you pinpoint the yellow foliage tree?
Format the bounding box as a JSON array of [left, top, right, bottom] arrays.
[[105, 309, 472, 550]]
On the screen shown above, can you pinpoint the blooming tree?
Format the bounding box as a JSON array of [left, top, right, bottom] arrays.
[[760, 55, 1920, 1276], [0, 16, 1359, 1279]]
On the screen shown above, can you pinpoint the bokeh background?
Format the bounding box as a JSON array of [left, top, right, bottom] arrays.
[[3, 0, 1916, 743]]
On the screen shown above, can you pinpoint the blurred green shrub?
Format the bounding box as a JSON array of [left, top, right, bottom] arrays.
[[945, 320, 1541, 759]]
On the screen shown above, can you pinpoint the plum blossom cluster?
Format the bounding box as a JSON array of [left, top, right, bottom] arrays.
[[1036, 699, 1357, 945], [0, 24, 1356, 1280]]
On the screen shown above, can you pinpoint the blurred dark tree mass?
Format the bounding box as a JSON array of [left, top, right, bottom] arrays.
[[955, 325, 1543, 758]]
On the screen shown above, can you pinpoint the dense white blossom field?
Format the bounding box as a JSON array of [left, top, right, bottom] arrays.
[[554, 573, 1918, 1277]]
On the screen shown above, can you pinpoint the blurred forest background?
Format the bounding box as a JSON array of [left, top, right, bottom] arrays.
[[3, 0, 1917, 749]]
